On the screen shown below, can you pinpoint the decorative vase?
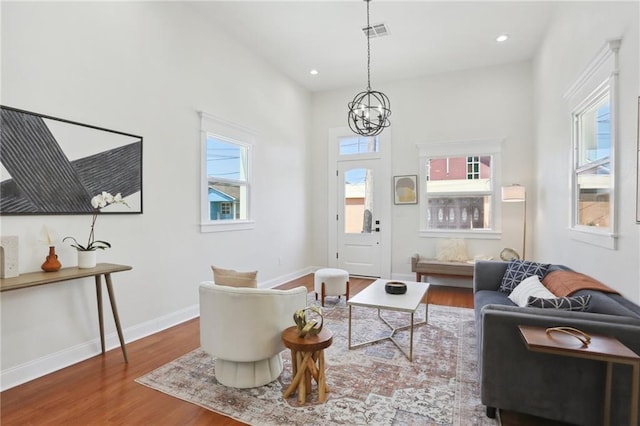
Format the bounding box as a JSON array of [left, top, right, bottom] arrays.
[[77, 250, 97, 269], [41, 246, 62, 272]]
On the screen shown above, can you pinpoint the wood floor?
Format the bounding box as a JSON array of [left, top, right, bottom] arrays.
[[1, 275, 567, 425]]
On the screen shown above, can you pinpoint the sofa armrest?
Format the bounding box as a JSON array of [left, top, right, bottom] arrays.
[[479, 304, 640, 424], [473, 260, 508, 293]]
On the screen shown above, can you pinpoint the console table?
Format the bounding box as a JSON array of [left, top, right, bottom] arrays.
[[519, 325, 639, 426], [0, 263, 132, 362]]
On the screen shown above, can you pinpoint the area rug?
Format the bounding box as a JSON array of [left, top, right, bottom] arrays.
[[136, 295, 499, 425]]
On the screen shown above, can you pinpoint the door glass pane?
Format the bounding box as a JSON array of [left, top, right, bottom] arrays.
[[339, 136, 378, 155], [577, 163, 610, 227], [344, 167, 373, 234]]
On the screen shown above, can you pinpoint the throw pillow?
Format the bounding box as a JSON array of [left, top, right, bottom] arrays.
[[526, 295, 592, 312], [211, 266, 258, 288], [436, 239, 468, 262], [508, 275, 556, 307], [499, 259, 551, 294], [542, 270, 620, 297]]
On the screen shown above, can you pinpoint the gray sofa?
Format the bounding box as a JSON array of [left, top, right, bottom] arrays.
[[473, 260, 640, 425]]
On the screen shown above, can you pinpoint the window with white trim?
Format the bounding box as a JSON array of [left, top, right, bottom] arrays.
[[200, 112, 255, 232], [418, 139, 502, 237], [573, 88, 611, 229], [564, 39, 619, 249]]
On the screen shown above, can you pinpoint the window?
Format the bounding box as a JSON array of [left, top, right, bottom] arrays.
[[574, 92, 611, 229], [206, 136, 248, 221], [418, 139, 502, 237], [200, 112, 255, 232], [466, 156, 481, 179], [339, 135, 378, 156], [565, 39, 619, 249], [220, 202, 231, 216]]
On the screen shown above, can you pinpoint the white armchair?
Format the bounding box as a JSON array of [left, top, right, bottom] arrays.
[[199, 281, 308, 388]]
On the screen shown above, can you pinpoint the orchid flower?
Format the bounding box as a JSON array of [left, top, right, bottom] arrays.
[[64, 192, 129, 251]]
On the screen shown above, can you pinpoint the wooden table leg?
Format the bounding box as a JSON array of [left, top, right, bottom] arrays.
[[284, 351, 312, 401], [306, 352, 317, 395], [290, 349, 298, 379], [318, 349, 327, 402], [604, 361, 612, 426], [631, 361, 639, 426], [104, 273, 128, 363], [94, 275, 105, 354]]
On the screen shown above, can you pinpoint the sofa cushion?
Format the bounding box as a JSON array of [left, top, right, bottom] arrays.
[[526, 294, 591, 311], [508, 275, 555, 307], [212, 266, 258, 288], [499, 259, 551, 294], [572, 290, 640, 318]]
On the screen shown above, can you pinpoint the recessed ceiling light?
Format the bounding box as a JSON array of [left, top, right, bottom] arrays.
[[496, 34, 509, 43], [310, 69, 319, 75]]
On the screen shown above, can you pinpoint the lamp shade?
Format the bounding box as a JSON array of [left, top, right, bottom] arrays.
[[502, 185, 525, 202]]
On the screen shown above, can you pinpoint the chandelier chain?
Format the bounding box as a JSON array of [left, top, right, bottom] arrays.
[[366, 0, 371, 90], [347, 0, 391, 137]]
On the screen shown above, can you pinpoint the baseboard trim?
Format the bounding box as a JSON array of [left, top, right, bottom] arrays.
[[0, 304, 199, 391], [1, 266, 316, 391], [259, 266, 314, 289]]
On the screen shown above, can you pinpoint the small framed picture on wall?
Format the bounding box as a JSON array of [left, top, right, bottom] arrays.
[[394, 175, 418, 204]]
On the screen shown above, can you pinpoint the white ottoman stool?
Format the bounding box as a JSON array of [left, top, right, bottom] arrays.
[[314, 268, 349, 307]]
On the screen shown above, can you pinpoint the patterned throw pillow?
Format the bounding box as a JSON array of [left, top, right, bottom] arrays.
[[499, 259, 551, 294], [526, 295, 592, 311]]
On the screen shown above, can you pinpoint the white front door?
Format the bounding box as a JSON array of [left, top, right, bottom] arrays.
[[337, 159, 382, 277]]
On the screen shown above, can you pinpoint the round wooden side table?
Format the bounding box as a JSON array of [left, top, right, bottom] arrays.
[[281, 326, 333, 404]]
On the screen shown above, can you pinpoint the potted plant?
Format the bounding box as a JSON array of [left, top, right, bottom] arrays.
[[64, 192, 128, 268]]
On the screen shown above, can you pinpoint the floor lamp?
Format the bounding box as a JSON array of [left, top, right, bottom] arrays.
[[502, 184, 526, 259]]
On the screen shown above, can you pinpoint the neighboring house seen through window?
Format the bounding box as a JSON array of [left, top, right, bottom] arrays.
[[425, 155, 492, 230], [200, 111, 255, 232], [418, 139, 502, 237], [206, 136, 249, 221]]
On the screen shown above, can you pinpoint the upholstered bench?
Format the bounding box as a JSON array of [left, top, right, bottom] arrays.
[[411, 254, 474, 282]]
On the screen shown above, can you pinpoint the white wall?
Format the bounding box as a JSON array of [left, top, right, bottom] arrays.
[[0, 2, 312, 389], [533, 1, 640, 302], [310, 61, 535, 281]]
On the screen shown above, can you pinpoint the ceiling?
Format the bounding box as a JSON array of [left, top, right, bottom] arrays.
[[190, 1, 558, 93]]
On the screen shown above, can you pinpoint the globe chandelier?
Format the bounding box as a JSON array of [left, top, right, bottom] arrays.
[[347, 0, 391, 137]]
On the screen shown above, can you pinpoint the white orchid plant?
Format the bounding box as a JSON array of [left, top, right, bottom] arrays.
[[63, 192, 129, 252]]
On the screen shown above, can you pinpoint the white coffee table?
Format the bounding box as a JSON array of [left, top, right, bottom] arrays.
[[347, 279, 429, 361]]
